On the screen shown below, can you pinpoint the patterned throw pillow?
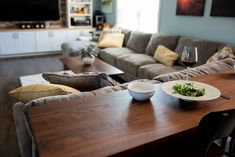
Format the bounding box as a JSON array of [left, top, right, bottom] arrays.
[[42, 71, 115, 91], [207, 46, 235, 63], [153, 45, 179, 67]]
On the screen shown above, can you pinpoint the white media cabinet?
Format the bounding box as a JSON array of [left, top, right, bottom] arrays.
[[0, 27, 95, 55]]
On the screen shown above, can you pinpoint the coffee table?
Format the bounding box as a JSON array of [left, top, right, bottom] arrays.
[[60, 56, 124, 76], [27, 71, 235, 157]]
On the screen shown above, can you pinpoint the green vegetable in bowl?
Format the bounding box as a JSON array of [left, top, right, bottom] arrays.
[[172, 83, 205, 97]]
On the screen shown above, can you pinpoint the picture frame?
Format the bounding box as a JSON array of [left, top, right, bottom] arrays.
[[176, 0, 205, 16], [101, 0, 112, 13], [210, 0, 235, 17]]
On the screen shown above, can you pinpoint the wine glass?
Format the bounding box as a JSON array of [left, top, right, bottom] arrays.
[[181, 46, 198, 81]]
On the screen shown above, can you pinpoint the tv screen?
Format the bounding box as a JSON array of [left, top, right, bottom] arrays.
[[0, 0, 60, 21], [210, 0, 235, 17]]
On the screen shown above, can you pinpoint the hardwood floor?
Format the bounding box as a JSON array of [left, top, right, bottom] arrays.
[[0, 53, 64, 157]]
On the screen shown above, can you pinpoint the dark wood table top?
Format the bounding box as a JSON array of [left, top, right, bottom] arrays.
[[60, 56, 124, 76], [28, 71, 235, 157]]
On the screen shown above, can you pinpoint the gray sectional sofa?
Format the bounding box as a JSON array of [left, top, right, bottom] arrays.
[[61, 29, 234, 82], [99, 30, 233, 81]]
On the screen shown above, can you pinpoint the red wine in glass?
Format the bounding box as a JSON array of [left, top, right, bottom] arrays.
[[181, 46, 198, 80], [182, 60, 197, 67]]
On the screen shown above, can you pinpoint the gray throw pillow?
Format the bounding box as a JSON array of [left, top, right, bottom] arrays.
[[145, 33, 180, 56], [126, 31, 151, 53], [42, 71, 114, 91]]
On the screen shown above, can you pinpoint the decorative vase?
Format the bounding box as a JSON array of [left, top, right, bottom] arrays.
[[81, 55, 95, 65]]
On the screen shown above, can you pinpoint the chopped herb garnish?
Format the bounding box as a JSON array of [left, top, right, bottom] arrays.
[[172, 83, 205, 97]]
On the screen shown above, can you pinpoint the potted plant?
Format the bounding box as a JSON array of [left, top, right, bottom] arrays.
[[79, 44, 100, 65]]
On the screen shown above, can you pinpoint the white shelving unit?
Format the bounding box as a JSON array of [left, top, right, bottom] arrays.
[[66, 0, 93, 28]]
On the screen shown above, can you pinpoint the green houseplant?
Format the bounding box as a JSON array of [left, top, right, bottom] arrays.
[[79, 44, 100, 65]]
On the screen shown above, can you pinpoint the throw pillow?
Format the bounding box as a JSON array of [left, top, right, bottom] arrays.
[[9, 83, 80, 103], [126, 31, 151, 53], [207, 46, 235, 63], [145, 33, 180, 56], [42, 71, 115, 91], [153, 45, 179, 67], [98, 33, 125, 48], [110, 25, 132, 46], [98, 27, 122, 43]]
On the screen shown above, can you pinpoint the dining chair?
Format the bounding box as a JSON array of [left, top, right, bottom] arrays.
[[195, 109, 235, 157], [133, 109, 235, 157], [227, 129, 235, 157], [173, 109, 235, 157]]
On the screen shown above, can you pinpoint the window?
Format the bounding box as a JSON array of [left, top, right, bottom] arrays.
[[117, 0, 160, 33]]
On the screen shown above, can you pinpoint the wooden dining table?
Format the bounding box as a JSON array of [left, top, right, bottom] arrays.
[[28, 71, 235, 157]]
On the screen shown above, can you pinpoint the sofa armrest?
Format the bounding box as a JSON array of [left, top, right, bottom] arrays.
[[13, 102, 32, 157]]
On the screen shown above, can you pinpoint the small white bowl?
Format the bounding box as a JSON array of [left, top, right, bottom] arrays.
[[127, 82, 156, 101]]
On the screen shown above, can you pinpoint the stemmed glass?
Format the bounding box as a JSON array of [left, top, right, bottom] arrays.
[[181, 46, 198, 81]]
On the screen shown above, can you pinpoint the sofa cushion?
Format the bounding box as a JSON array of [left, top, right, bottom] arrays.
[[145, 33, 180, 56], [175, 37, 222, 66], [43, 71, 115, 91], [99, 47, 136, 65], [116, 54, 156, 76], [153, 45, 179, 67], [138, 63, 186, 79], [126, 31, 151, 53]]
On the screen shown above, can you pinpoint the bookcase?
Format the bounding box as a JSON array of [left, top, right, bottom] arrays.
[[66, 0, 93, 28]]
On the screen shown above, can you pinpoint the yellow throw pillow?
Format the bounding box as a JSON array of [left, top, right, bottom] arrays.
[[98, 33, 125, 48], [9, 83, 80, 103], [98, 27, 122, 43], [153, 45, 179, 67]]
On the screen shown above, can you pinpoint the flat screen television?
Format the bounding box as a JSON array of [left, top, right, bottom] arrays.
[[210, 0, 235, 17], [0, 0, 60, 21]]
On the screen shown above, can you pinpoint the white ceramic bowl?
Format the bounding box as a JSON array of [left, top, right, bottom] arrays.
[[127, 82, 156, 101]]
